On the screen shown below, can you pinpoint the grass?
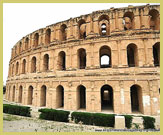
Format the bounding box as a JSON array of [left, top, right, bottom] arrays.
[[3, 114, 22, 121]]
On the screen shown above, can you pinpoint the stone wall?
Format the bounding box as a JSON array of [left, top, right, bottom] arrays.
[[5, 4, 160, 116]]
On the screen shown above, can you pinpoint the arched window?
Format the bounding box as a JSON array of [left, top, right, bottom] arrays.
[[58, 51, 66, 70], [40, 85, 47, 107], [31, 56, 36, 73], [12, 64, 14, 76], [16, 62, 19, 75], [78, 48, 86, 69], [153, 42, 160, 66], [149, 9, 160, 30], [12, 86, 16, 102], [77, 85, 86, 109], [34, 33, 39, 47], [22, 59, 26, 74], [45, 28, 51, 44], [127, 44, 138, 67], [130, 84, 143, 113], [25, 37, 29, 50], [98, 15, 110, 36], [78, 19, 86, 39], [43, 54, 49, 71], [60, 24, 67, 41], [18, 86, 23, 103], [123, 12, 134, 30], [28, 86, 33, 105], [19, 42, 22, 53], [101, 85, 113, 111], [56, 85, 64, 108], [99, 46, 111, 68]]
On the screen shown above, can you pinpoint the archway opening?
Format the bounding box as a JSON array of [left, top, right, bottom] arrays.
[[60, 24, 67, 41], [101, 85, 113, 111], [78, 48, 86, 69], [31, 57, 36, 73], [58, 51, 66, 70], [56, 85, 64, 108], [28, 86, 33, 105], [100, 46, 111, 68], [78, 19, 86, 39], [127, 44, 138, 67], [130, 85, 143, 113], [149, 9, 160, 30], [45, 28, 51, 44], [98, 15, 110, 36], [43, 54, 49, 71], [25, 37, 29, 50], [153, 42, 160, 67], [34, 33, 39, 47], [22, 59, 26, 74], [16, 62, 19, 75], [18, 86, 23, 103], [123, 12, 134, 30], [12, 86, 15, 102], [40, 85, 47, 107], [77, 85, 86, 109]]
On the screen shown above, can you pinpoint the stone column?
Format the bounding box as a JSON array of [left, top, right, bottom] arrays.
[[87, 15, 95, 38]]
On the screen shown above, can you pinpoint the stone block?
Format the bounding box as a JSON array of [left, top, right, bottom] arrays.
[[114, 116, 125, 129]]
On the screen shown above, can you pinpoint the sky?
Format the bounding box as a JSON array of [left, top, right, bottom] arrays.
[[3, 3, 159, 84]]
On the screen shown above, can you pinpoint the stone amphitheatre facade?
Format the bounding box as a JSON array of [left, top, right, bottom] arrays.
[[5, 4, 160, 116]]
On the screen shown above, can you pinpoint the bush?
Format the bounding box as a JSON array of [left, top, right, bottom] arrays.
[[39, 108, 70, 122], [93, 113, 115, 127], [142, 116, 155, 129], [71, 112, 93, 125], [3, 104, 31, 117], [71, 112, 115, 127], [123, 115, 133, 129]]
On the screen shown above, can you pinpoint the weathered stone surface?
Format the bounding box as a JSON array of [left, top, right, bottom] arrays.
[[5, 4, 160, 116], [115, 116, 125, 129]]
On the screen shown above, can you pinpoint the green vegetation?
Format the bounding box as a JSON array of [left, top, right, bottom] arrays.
[[142, 116, 155, 129], [3, 104, 31, 117], [71, 112, 115, 127], [39, 108, 70, 122]]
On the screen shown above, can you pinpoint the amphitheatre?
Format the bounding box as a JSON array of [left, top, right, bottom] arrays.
[[5, 4, 160, 116]]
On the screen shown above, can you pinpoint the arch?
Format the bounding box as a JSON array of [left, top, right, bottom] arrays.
[[12, 86, 16, 102], [127, 43, 138, 67], [31, 56, 36, 73], [45, 28, 51, 44], [77, 48, 86, 69], [58, 51, 66, 70], [19, 42, 22, 53], [153, 42, 160, 66], [60, 24, 67, 41], [28, 86, 33, 105], [130, 84, 143, 113], [78, 19, 86, 39], [77, 85, 86, 109], [22, 59, 26, 74], [16, 62, 19, 75], [56, 85, 64, 108], [98, 15, 110, 36], [149, 9, 160, 30], [101, 84, 113, 111], [12, 64, 14, 76], [43, 54, 49, 71], [99, 46, 111, 68], [40, 85, 47, 107], [18, 85, 23, 103], [25, 37, 29, 50], [34, 33, 39, 47], [123, 11, 134, 30]]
